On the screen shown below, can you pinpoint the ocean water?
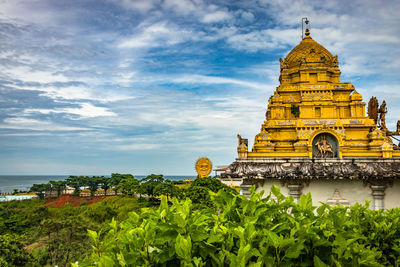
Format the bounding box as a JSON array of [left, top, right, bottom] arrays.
[[0, 175, 195, 194]]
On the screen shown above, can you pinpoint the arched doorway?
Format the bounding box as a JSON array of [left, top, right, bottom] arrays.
[[312, 133, 339, 158]]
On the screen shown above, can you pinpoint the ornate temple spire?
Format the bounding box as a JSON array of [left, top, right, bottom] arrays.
[[302, 17, 310, 39], [305, 26, 310, 37]]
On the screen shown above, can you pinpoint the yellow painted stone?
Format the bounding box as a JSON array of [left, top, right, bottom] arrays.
[[238, 31, 399, 159], [195, 157, 212, 178]]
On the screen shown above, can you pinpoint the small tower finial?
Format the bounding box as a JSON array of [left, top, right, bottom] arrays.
[[301, 17, 310, 39]]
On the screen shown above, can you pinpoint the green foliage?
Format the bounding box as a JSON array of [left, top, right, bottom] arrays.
[[153, 180, 178, 201], [30, 183, 51, 199], [138, 174, 165, 198], [0, 200, 48, 235], [0, 195, 145, 266], [49, 180, 67, 197], [115, 177, 140, 196], [110, 173, 134, 193], [80, 186, 400, 266], [0, 234, 35, 266], [185, 176, 237, 207], [290, 104, 300, 118], [98, 176, 112, 195], [84, 176, 101, 196], [66, 176, 85, 196]]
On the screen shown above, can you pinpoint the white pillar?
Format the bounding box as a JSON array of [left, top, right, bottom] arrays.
[[240, 184, 252, 199], [371, 185, 386, 210], [287, 183, 303, 203]]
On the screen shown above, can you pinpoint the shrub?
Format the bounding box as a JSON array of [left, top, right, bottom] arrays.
[[78, 186, 400, 266], [0, 234, 35, 266], [185, 177, 237, 208]]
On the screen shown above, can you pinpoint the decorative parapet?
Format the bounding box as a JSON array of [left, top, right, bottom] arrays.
[[222, 158, 400, 181]]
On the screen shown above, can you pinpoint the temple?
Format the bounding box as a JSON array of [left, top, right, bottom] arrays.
[[237, 26, 400, 160], [222, 22, 400, 209]]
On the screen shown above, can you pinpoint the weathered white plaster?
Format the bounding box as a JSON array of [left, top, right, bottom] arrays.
[[302, 180, 372, 207], [255, 179, 290, 198], [255, 179, 375, 207], [385, 181, 400, 209]]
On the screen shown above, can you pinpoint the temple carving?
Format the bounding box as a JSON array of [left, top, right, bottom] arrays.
[[238, 26, 400, 159]]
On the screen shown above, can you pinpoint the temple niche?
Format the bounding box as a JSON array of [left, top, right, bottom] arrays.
[[312, 133, 339, 158], [222, 22, 400, 210]]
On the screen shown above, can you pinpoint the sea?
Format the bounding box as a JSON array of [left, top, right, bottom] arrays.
[[0, 175, 196, 194]]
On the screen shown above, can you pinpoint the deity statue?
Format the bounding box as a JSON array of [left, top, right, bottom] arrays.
[[279, 57, 287, 71], [397, 120, 400, 133], [300, 57, 306, 66], [195, 157, 212, 178], [315, 135, 334, 158], [237, 134, 248, 159], [320, 56, 326, 65], [368, 96, 379, 124], [332, 55, 339, 67], [378, 100, 387, 130]]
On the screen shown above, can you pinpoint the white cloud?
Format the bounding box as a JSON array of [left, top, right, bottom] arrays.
[[0, 117, 89, 131], [111, 0, 160, 13], [116, 143, 161, 150], [117, 22, 196, 49], [226, 28, 299, 52], [162, 0, 198, 15], [24, 103, 116, 119], [201, 10, 231, 23], [0, 132, 52, 136], [3, 66, 69, 83], [0, 0, 60, 25], [1, 0, 400, 175], [171, 74, 271, 91], [238, 11, 254, 22]]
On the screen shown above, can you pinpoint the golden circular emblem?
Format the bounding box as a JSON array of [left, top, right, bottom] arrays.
[[195, 157, 212, 178]]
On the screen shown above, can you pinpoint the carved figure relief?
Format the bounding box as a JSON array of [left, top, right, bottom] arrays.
[[237, 134, 248, 159], [300, 57, 306, 67], [315, 135, 334, 158], [397, 120, 400, 133], [279, 57, 287, 70], [378, 100, 387, 130], [332, 55, 339, 67], [367, 96, 379, 124], [326, 189, 349, 206], [312, 133, 339, 158], [320, 56, 326, 65]]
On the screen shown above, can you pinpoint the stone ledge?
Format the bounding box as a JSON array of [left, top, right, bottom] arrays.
[[222, 158, 400, 181]]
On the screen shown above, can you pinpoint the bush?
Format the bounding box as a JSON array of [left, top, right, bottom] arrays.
[[185, 177, 237, 207], [0, 234, 35, 266], [79, 186, 400, 266]]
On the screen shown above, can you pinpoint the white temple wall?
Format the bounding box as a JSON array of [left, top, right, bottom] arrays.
[[302, 180, 372, 206], [255, 179, 289, 198], [385, 181, 400, 209], [255, 179, 378, 207], [249, 178, 399, 210]]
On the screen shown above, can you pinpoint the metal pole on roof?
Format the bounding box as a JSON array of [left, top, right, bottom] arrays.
[[302, 17, 309, 39]]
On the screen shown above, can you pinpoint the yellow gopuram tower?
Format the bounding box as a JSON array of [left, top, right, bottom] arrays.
[[237, 26, 400, 159]]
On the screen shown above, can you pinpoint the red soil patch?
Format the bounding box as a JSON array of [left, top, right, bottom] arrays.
[[45, 194, 111, 208]]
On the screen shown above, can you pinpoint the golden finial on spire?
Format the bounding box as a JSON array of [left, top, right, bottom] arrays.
[[302, 17, 310, 39]]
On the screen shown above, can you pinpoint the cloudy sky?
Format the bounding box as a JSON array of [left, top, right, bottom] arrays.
[[0, 0, 399, 175]]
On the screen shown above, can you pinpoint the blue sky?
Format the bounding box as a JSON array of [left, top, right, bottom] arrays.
[[0, 0, 399, 175]]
